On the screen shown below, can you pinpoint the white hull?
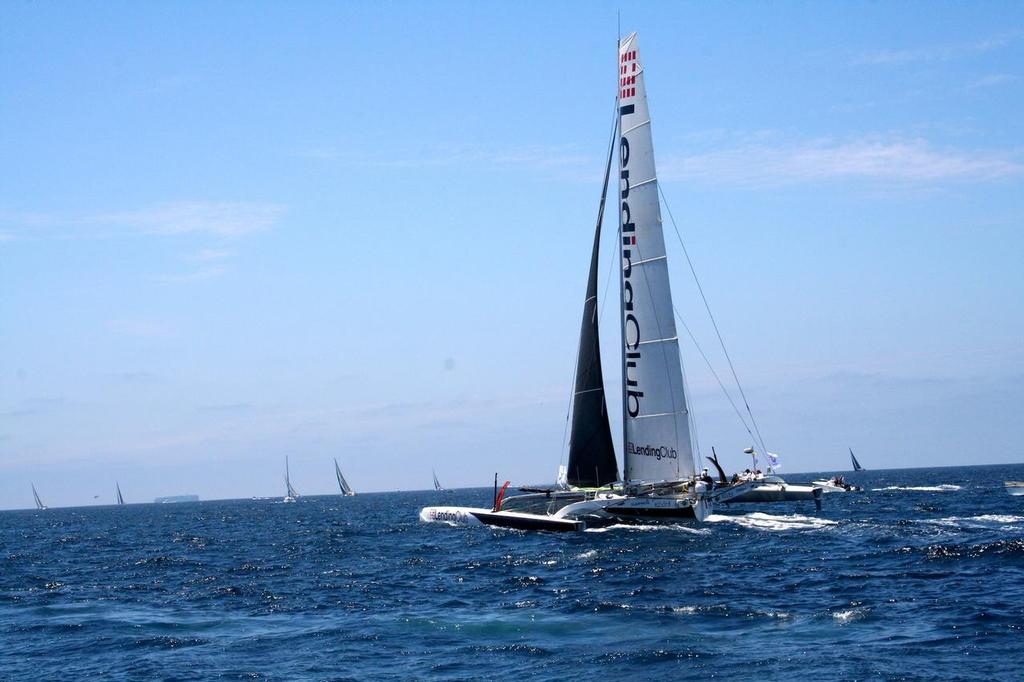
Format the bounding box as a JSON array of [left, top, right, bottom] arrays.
[[420, 489, 717, 531], [283, 496, 297, 503], [812, 479, 864, 493], [420, 506, 585, 531], [584, 494, 710, 522], [420, 506, 487, 526], [727, 483, 821, 503]]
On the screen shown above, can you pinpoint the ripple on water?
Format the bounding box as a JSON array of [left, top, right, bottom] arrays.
[[3, 466, 1024, 680]]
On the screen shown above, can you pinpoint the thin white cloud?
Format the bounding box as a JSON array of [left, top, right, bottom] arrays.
[[95, 201, 283, 237], [296, 143, 598, 181], [187, 248, 234, 262], [853, 31, 1023, 65], [968, 73, 1017, 90], [142, 75, 200, 96], [105, 319, 176, 338], [0, 201, 285, 240], [660, 136, 1024, 187], [154, 266, 228, 283]]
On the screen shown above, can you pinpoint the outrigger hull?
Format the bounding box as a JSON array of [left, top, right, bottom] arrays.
[[419, 506, 585, 532], [725, 483, 821, 504], [420, 488, 716, 531], [595, 496, 710, 522]]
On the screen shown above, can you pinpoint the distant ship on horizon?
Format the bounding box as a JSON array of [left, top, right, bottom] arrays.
[[154, 495, 199, 504]]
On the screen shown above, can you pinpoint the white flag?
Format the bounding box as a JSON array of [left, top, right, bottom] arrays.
[[556, 465, 569, 490]]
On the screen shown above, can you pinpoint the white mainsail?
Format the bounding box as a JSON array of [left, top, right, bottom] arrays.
[[618, 33, 695, 484]]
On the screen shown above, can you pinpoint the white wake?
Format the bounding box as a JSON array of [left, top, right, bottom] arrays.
[[871, 484, 962, 492], [706, 512, 837, 531]]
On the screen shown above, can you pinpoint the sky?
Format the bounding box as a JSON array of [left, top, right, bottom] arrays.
[[1, 2, 1022, 509]]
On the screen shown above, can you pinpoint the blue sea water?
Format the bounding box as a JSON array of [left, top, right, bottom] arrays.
[[2, 464, 1023, 680]]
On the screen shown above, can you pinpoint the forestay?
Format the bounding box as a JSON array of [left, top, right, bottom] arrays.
[[618, 33, 695, 483]]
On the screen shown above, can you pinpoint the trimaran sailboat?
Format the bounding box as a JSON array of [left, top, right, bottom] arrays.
[[335, 457, 356, 496], [421, 32, 761, 531]]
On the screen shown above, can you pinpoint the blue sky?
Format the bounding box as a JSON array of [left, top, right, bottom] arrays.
[[2, 2, 1022, 508]]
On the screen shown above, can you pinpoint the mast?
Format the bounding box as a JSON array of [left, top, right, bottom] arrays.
[[617, 33, 695, 484], [617, 30, 629, 487], [432, 469, 443, 491]]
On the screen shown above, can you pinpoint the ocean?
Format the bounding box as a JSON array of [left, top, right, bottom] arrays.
[[2, 464, 1023, 680]]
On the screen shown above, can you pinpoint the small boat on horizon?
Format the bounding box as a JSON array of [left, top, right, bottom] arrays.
[[154, 494, 199, 503], [31, 483, 47, 511], [1006, 481, 1024, 496], [334, 458, 356, 497], [432, 469, 449, 493], [283, 456, 299, 503], [810, 449, 865, 493], [811, 474, 864, 493], [116, 482, 125, 506]]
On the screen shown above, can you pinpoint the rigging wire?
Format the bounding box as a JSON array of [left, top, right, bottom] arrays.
[[673, 304, 757, 445], [658, 183, 770, 456]]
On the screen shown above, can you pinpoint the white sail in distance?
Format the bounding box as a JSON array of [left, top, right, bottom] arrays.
[[335, 458, 355, 496], [618, 33, 695, 484], [31, 483, 47, 510], [286, 457, 299, 498]]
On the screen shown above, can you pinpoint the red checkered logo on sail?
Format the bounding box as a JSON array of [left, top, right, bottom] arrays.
[[620, 49, 637, 99]]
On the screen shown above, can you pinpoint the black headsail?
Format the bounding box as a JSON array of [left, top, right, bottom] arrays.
[[566, 115, 619, 488]]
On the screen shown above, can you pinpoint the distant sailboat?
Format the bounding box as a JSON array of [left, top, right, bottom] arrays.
[[334, 458, 355, 496], [850, 448, 864, 472], [31, 483, 47, 510], [432, 469, 448, 493], [116, 482, 125, 506], [283, 456, 299, 503]]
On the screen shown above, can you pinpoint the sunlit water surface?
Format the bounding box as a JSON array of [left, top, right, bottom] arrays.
[[2, 464, 1023, 680]]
